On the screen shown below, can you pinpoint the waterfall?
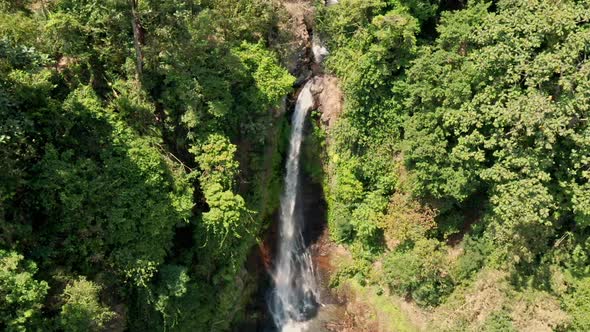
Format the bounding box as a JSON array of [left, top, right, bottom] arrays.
[[269, 81, 320, 332], [312, 34, 329, 64]]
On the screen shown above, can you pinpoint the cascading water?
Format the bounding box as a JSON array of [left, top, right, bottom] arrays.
[[269, 81, 320, 332]]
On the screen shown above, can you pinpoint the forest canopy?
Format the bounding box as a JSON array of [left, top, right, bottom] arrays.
[[0, 0, 292, 330], [318, 0, 590, 330]]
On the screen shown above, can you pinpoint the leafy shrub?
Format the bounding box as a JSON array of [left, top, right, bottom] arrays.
[[565, 277, 590, 331], [0, 250, 48, 331], [383, 239, 453, 306], [380, 192, 436, 249], [452, 234, 493, 282], [60, 277, 115, 332], [482, 310, 516, 332], [329, 259, 372, 288]]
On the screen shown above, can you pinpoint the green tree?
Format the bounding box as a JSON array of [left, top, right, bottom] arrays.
[[383, 239, 453, 307], [487, 179, 556, 266], [60, 277, 115, 332], [565, 277, 590, 331], [401, 0, 590, 264], [0, 0, 295, 330], [0, 250, 48, 331], [192, 133, 240, 189]]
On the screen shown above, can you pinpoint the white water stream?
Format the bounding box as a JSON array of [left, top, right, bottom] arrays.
[[269, 81, 320, 331]]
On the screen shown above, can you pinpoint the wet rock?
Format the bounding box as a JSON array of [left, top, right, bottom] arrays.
[[274, 96, 288, 118], [294, 70, 313, 88], [312, 33, 329, 64]]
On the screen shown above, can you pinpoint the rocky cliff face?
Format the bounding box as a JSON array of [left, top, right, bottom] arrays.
[[309, 75, 342, 128], [274, 1, 315, 83], [273, 0, 343, 129]]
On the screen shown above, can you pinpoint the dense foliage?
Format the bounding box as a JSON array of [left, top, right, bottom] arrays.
[[0, 0, 292, 330], [4, 0, 590, 330], [318, 0, 590, 329]]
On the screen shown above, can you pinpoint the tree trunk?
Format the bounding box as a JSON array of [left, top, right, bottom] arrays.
[[129, 0, 144, 85]]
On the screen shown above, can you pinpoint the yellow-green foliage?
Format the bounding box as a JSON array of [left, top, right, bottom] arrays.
[[565, 277, 590, 331], [431, 269, 569, 332], [60, 277, 115, 332], [380, 192, 436, 248], [0, 250, 48, 331]]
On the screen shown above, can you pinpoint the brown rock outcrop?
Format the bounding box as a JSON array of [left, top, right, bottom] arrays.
[[309, 75, 343, 128]]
